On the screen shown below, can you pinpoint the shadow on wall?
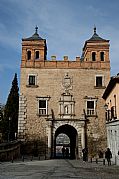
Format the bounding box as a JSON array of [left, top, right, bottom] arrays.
[[20, 139, 47, 157]]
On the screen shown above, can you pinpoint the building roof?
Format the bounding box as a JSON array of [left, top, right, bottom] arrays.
[[86, 27, 108, 42], [102, 74, 119, 99], [82, 27, 109, 52], [22, 26, 44, 41]]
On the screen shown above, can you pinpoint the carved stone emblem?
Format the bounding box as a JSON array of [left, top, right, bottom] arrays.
[[62, 73, 72, 93]]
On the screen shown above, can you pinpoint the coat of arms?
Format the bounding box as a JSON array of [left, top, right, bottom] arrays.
[[62, 73, 72, 93]]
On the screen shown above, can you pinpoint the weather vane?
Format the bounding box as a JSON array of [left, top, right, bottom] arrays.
[[35, 25, 38, 34]]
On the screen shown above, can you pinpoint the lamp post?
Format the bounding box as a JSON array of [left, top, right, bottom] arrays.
[[104, 104, 108, 111], [8, 117, 11, 142], [104, 104, 108, 121]]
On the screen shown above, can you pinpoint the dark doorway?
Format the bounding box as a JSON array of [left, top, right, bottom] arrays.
[[54, 124, 78, 159]]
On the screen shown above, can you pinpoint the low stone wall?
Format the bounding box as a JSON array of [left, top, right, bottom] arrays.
[[0, 140, 21, 161]]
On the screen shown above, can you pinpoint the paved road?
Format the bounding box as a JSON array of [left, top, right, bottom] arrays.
[[0, 159, 119, 179]]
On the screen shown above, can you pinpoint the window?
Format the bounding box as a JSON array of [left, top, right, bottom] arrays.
[[106, 110, 111, 121], [27, 74, 38, 88], [29, 75, 35, 85], [84, 96, 98, 116], [87, 101, 95, 115], [37, 96, 50, 116], [96, 76, 102, 87], [39, 100, 47, 115], [27, 50, 31, 60], [92, 52, 96, 61], [35, 51, 39, 59], [100, 52, 104, 61]]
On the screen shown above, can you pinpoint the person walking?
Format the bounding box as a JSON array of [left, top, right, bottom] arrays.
[[82, 148, 88, 162], [62, 146, 65, 159], [105, 148, 112, 165]]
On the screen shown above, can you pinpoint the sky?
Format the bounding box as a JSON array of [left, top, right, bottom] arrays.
[[0, 0, 119, 104]]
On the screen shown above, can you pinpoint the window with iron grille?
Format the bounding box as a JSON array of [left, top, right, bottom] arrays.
[[111, 106, 117, 119], [106, 110, 111, 121], [29, 75, 35, 85]]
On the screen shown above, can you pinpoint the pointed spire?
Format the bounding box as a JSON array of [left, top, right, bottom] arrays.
[[22, 26, 43, 40], [86, 26, 107, 42]]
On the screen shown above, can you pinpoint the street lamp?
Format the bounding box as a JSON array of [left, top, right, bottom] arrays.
[[104, 103, 108, 111], [8, 117, 11, 142], [104, 104, 108, 122]]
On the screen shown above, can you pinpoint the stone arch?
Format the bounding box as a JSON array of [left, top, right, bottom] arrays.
[[54, 120, 81, 135], [47, 119, 85, 159], [54, 123, 78, 159]]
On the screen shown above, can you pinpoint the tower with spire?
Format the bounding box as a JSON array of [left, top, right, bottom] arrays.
[[81, 27, 110, 62], [21, 26, 47, 68]]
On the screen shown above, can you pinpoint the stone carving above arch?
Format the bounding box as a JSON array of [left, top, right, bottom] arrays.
[[59, 74, 75, 119], [59, 93, 75, 119], [53, 120, 84, 135]]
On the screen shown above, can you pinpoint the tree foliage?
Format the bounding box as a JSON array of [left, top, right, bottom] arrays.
[[0, 104, 4, 131], [0, 104, 3, 120], [3, 73, 19, 140]]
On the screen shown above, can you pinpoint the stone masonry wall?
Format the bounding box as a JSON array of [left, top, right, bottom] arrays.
[[18, 94, 27, 141], [19, 66, 110, 156]]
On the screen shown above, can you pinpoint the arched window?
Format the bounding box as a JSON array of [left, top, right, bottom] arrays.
[[92, 52, 96, 61], [27, 50, 31, 60], [100, 52, 104, 61], [35, 51, 39, 59]]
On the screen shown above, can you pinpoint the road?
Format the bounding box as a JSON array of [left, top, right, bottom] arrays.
[[0, 159, 119, 178]]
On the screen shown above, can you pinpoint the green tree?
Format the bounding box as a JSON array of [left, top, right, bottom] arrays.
[[0, 104, 4, 121], [3, 73, 19, 141]]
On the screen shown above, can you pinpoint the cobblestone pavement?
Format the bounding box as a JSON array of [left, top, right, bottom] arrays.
[[0, 159, 119, 179]]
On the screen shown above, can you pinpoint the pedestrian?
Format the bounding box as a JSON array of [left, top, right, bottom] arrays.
[[82, 148, 88, 161], [62, 146, 65, 158], [105, 148, 112, 165]]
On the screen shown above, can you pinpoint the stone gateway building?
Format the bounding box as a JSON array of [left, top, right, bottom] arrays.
[[18, 27, 110, 159]]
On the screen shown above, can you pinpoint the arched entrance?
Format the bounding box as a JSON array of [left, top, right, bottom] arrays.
[[54, 124, 78, 159]]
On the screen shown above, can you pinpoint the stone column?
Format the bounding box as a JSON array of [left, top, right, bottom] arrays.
[[18, 93, 27, 141], [81, 127, 85, 149], [48, 127, 51, 148], [47, 121, 52, 159], [78, 134, 82, 158]]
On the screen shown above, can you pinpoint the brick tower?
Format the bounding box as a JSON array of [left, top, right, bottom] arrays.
[[18, 27, 110, 159]]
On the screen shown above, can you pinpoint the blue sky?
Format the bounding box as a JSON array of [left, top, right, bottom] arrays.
[[0, 0, 119, 104]]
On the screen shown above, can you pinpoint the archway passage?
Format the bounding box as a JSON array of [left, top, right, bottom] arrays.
[[54, 124, 78, 159]]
